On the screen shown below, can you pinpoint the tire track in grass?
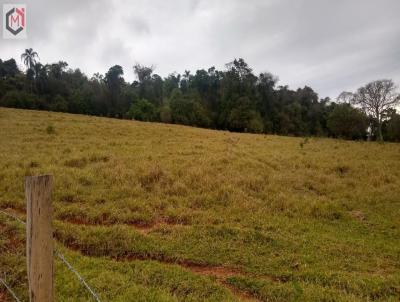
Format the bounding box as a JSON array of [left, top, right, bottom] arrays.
[[1, 207, 263, 301], [56, 216, 265, 301], [106, 255, 262, 302], [180, 265, 260, 302]]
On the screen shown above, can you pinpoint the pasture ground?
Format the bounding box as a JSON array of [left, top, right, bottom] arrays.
[[0, 107, 399, 301]]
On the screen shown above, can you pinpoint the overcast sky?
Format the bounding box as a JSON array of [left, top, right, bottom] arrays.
[[1, 0, 400, 99]]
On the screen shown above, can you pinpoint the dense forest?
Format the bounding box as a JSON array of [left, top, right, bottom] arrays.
[[1, 49, 399, 141]]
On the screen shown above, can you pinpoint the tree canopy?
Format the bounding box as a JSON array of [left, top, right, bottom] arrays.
[[0, 50, 399, 142]]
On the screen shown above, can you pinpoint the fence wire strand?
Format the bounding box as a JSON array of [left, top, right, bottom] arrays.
[[0, 276, 22, 302], [0, 209, 101, 302], [55, 251, 101, 302], [0, 210, 26, 225]]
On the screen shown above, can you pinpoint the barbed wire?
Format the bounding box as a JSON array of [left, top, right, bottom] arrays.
[[0, 276, 22, 302], [0, 209, 102, 302], [0, 210, 26, 225], [55, 251, 101, 302]]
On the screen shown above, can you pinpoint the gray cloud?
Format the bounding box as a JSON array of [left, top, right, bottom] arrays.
[[1, 0, 399, 98]]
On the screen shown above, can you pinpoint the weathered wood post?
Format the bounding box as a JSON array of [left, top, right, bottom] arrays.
[[25, 175, 54, 302]]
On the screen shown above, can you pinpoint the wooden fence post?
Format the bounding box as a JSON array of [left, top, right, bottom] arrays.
[[25, 175, 54, 302]]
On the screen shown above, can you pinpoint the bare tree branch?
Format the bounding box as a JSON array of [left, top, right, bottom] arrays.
[[351, 79, 400, 141]]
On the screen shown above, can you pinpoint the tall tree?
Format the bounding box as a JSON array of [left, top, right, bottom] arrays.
[[336, 91, 353, 104], [133, 64, 153, 83], [105, 65, 125, 116], [0, 59, 19, 78], [21, 48, 39, 70], [133, 64, 153, 98], [352, 79, 400, 141]]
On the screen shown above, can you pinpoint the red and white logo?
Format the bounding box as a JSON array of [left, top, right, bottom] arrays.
[[3, 4, 27, 39]]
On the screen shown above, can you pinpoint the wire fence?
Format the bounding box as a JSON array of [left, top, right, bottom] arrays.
[[0, 209, 101, 302], [0, 276, 22, 302], [0, 210, 26, 226]]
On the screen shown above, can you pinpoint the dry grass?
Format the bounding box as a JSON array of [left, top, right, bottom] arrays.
[[0, 107, 399, 301]]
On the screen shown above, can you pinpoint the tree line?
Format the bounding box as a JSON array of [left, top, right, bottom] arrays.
[[1, 48, 399, 141]]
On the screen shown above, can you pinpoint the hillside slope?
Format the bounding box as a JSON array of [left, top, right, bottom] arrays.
[[0, 108, 399, 301]]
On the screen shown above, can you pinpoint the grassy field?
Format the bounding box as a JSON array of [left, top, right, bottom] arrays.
[[0, 107, 399, 301]]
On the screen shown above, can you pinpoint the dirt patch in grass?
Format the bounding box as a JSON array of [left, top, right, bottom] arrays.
[[115, 254, 263, 302], [0, 291, 11, 302], [1, 206, 194, 237], [58, 214, 191, 235], [183, 263, 242, 279], [64, 157, 88, 168], [334, 164, 351, 176], [222, 281, 261, 302], [350, 210, 366, 221], [56, 233, 262, 301], [0, 222, 25, 253], [88, 154, 109, 163], [1, 207, 25, 215]]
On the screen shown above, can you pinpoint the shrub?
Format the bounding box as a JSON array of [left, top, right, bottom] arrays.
[[383, 113, 400, 142], [46, 124, 55, 134], [0, 90, 45, 109], [127, 99, 157, 122], [50, 94, 68, 112], [248, 114, 264, 133], [169, 89, 212, 128], [327, 103, 367, 140], [159, 105, 172, 123], [228, 97, 263, 133]]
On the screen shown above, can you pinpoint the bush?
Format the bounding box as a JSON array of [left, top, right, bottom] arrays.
[[169, 90, 212, 128], [50, 94, 68, 112], [159, 105, 172, 123], [0, 90, 45, 109], [46, 124, 55, 134], [383, 113, 400, 142], [127, 99, 157, 121], [248, 114, 264, 133], [327, 103, 367, 140], [227, 97, 264, 133]]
